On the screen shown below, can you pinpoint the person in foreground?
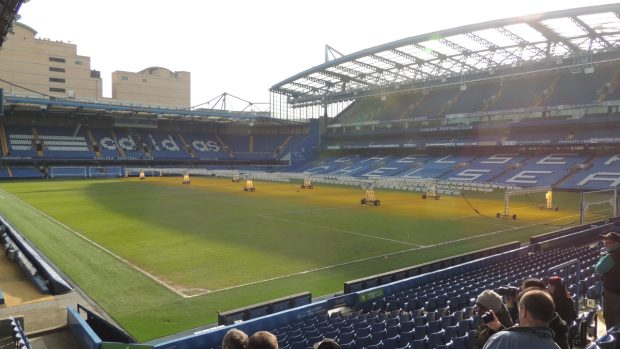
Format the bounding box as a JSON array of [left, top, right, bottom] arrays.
[[248, 331, 279, 349], [596, 231, 620, 330], [482, 289, 560, 349], [222, 329, 249, 349]]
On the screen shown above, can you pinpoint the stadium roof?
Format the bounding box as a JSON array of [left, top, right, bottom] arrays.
[[0, 0, 25, 47], [271, 3, 620, 106]]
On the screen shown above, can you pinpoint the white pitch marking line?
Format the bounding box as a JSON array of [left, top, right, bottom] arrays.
[[265, 205, 358, 216], [257, 214, 424, 247], [207, 213, 579, 294], [0, 187, 196, 298]]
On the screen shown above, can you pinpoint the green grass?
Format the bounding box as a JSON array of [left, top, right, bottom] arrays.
[[0, 178, 587, 341]]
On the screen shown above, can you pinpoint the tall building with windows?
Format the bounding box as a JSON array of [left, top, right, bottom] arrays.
[[0, 23, 191, 108], [112, 67, 190, 108], [0, 23, 102, 99]]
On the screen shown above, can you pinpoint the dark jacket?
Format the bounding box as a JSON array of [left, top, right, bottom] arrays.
[[602, 249, 620, 294], [549, 312, 569, 349], [553, 295, 577, 325], [474, 304, 514, 349]]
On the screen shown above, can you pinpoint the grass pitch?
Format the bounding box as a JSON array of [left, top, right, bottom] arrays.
[[0, 177, 585, 341]]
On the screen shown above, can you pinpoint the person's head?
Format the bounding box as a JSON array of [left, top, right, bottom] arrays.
[[248, 331, 278, 349], [475, 289, 502, 315], [222, 329, 248, 349], [547, 275, 571, 300], [521, 278, 545, 291], [314, 338, 340, 349], [518, 289, 556, 327], [601, 231, 620, 250]]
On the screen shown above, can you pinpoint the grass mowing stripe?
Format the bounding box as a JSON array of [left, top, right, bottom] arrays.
[[0, 186, 188, 298]]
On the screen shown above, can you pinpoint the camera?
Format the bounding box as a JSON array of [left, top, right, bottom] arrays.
[[481, 311, 495, 324], [495, 286, 519, 298]]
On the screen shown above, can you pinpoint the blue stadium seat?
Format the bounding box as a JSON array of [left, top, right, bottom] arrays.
[[450, 335, 467, 349], [427, 320, 442, 334], [398, 330, 414, 346], [383, 336, 399, 349], [413, 326, 427, 340], [355, 335, 372, 349], [410, 339, 426, 349], [427, 330, 444, 347]]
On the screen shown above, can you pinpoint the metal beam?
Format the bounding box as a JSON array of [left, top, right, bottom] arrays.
[[318, 69, 368, 87], [465, 32, 522, 64], [389, 49, 433, 79], [410, 43, 477, 74], [496, 26, 548, 60], [368, 54, 414, 81], [440, 38, 495, 69], [527, 20, 580, 52], [570, 16, 610, 49], [334, 65, 385, 86], [352, 59, 407, 82]]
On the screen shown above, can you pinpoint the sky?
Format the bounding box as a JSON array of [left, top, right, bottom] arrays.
[[15, 0, 618, 111]]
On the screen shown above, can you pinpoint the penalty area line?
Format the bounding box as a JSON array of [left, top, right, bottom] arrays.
[[0, 188, 196, 299]]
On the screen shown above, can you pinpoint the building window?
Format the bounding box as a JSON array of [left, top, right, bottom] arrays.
[[49, 67, 66, 73], [121, 76, 128, 80], [49, 57, 66, 63], [75, 60, 83, 65], [49, 77, 66, 83], [49, 87, 66, 93]]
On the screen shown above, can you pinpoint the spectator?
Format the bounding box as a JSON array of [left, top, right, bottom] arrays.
[[248, 331, 278, 349], [473, 290, 514, 349], [222, 329, 248, 349], [596, 231, 620, 330], [520, 279, 569, 349], [482, 289, 560, 349], [547, 276, 577, 324], [313, 338, 340, 349]]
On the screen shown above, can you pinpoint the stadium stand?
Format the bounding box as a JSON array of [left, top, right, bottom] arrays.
[[0, 316, 30, 349]]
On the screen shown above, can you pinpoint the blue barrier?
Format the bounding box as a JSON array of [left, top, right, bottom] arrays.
[[68, 306, 102, 349], [0, 214, 73, 294]]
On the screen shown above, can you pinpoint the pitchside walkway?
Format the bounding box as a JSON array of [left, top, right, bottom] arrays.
[[0, 253, 100, 349]]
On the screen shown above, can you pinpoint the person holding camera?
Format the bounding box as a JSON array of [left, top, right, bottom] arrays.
[[495, 286, 520, 323], [482, 289, 561, 349], [473, 290, 514, 349]]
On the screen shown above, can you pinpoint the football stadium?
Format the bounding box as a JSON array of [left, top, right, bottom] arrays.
[[1, 2, 620, 349]]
